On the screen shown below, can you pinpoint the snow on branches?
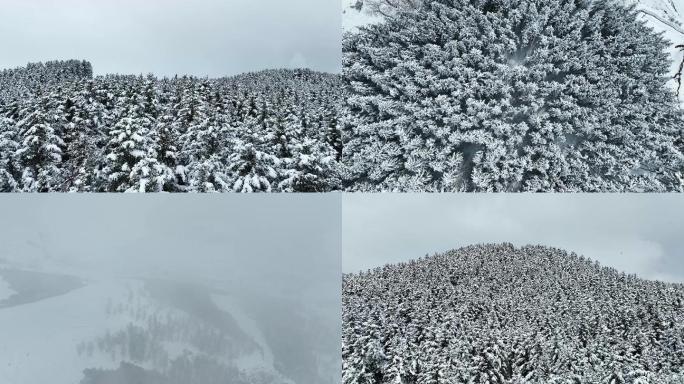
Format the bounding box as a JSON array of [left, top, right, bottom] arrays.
[[0, 61, 343, 192], [342, 0, 684, 191], [343, 244, 684, 384]]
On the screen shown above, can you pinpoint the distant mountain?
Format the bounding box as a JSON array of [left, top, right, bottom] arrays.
[[0, 60, 342, 192], [343, 244, 684, 383]]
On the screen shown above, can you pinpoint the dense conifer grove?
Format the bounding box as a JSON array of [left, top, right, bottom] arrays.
[[0, 60, 342, 192], [342, 0, 684, 191], [343, 244, 684, 383]]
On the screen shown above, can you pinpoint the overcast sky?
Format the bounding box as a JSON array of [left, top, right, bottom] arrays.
[[0, 195, 341, 298], [0, 0, 341, 77], [343, 194, 684, 283]]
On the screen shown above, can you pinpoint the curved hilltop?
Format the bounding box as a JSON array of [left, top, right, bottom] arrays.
[[343, 244, 684, 383]]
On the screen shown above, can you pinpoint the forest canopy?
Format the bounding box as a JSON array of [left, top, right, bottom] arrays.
[[0, 60, 342, 192], [342, 0, 684, 192], [343, 243, 684, 383]]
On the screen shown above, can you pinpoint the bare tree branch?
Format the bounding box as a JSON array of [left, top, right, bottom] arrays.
[[674, 44, 684, 100], [637, 8, 684, 35]]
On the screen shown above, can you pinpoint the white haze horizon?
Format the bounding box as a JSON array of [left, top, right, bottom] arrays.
[[343, 194, 684, 284], [0, 0, 342, 77]]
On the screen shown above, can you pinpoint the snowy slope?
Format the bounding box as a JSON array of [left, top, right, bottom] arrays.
[[0, 277, 140, 384], [211, 294, 278, 375], [0, 276, 14, 302], [343, 244, 684, 383], [0, 276, 17, 302]]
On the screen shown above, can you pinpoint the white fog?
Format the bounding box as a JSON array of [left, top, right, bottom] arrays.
[[0, 195, 341, 384]]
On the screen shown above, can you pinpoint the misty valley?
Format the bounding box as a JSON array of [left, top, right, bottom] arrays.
[[0, 267, 337, 384]]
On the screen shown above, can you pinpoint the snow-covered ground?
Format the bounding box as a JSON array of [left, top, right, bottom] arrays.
[[211, 294, 283, 378], [0, 275, 15, 302], [342, 0, 382, 32], [0, 276, 139, 384]]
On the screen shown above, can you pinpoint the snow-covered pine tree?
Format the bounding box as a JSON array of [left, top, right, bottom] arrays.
[[326, 112, 343, 162], [0, 116, 19, 191], [104, 95, 164, 192], [228, 141, 278, 193], [343, 0, 684, 192], [279, 138, 340, 192], [153, 113, 183, 191], [187, 154, 231, 192], [127, 155, 168, 193], [14, 94, 65, 192], [56, 80, 105, 192], [343, 244, 684, 383], [180, 89, 235, 192], [0, 61, 343, 192], [269, 113, 294, 159], [136, 77, 177, 192]]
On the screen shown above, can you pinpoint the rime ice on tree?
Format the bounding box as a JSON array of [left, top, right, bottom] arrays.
[[0, 61, 343, 192], [342, 0, 684, 192], [343, 244, 684, 384]]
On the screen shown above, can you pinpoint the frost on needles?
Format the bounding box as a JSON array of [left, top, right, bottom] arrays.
[[0, 60, 342, 192], [342, 244, 684, 384], [342, 0, 684, 192]]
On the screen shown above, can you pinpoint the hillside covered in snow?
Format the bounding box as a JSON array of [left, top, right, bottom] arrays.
[[343, 244, 684, 383], [0, 60, 342, 192]]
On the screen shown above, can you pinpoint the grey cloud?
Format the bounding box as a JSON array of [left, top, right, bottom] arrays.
[[343, 194, 684, 283], [0, 195, 341, 293], [0, 0, 341, 76]]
